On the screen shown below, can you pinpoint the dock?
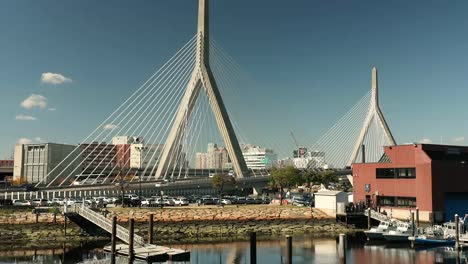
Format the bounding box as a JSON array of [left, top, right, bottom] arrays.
[[64, 204, 190, 263], [103, 244, 190, 262]]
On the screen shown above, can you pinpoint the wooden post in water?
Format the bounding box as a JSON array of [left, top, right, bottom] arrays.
[[455, 214, 460, 250], [111, 216, 117, 264], [128, 218, 135, 264], [415, 207, 420, 230], [286, 235, 292, 264], [53, 211, 57, 224], [411, 212, 415, 236], [367, 208, 371, 229], [338, 233, 346, 264], [148, 214, 154, 244], [250, 232, 257, 264], [63, 215, 67, 237], [36, 211, 39, 223]]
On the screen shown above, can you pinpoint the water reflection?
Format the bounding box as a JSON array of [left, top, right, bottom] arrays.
[[0, 236, 468, 263]]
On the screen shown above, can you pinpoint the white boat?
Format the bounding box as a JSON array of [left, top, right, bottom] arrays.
[[364, 220, 396, 240], [383, 222, 416, 242]]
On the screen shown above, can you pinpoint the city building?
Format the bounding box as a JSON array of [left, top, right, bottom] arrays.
[[277, 158, 294, 168], [195, 152, 208, 169], [353, 144, 468, 222], [194, 143, 231, 170], [113, 136, 143, 168], [13, 143, 81, 184], [130, 143, 162, 169], [0, 160, 14, 182], [242, 145, 277, 170], [80, 142, 116, 172]]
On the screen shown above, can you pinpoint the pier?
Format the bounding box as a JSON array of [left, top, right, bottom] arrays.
[[64, 204, 190, 262]]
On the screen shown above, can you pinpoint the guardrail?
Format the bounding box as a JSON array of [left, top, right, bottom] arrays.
[[364, 209, 405, 225], [69, 204, 145, 246]]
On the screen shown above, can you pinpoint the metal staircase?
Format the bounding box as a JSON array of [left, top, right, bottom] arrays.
[[364, 209, 405, 225], [67, 204, 145, 246]]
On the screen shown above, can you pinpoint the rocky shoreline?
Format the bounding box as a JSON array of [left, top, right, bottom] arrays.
[[0, 206, 358, 243]]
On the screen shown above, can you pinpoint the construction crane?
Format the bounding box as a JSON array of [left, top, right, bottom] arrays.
[[290, 129, 301, 158]]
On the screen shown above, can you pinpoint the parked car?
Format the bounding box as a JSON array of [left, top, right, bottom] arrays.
[[245, 197, 256, 204], [13, 199, 31, 206], [292, 196, 310, 206], [188, 195, 200, 203], [51, 198, 64, 206], [174, 197, 189, 206], [141, 198, 154, 207], [163, 198, 176, 206], [235, 197, 246, 204], [31, 198, 49, 207], [198, 198, 216, 205], [220, 198, 232, 205]]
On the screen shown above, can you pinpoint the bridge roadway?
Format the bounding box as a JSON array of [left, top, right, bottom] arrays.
[[0, 169, 351, 200]]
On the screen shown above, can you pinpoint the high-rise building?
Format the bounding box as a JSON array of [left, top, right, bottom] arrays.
[[80, 142, 117, 172], [112, 136, 144, 168], [130, 143, 162, 169], [195, 152, 208, 169], [195, 143, 231, 169], [14, 143, 81, 184], [242, 145, 277, 170]]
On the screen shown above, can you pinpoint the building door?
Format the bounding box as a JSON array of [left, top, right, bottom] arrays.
[[365, 195, 371, 207]]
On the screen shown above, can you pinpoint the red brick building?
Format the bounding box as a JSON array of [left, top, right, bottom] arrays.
[[352, 144, 468, 222]]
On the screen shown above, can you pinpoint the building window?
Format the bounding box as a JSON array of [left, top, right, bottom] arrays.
[[376, 168, 416, 179], [377, 196, 416, 208]]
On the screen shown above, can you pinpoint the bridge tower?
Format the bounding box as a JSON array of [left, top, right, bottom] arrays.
[[348, 67, 396, 165], [155, 0, 249, 178]]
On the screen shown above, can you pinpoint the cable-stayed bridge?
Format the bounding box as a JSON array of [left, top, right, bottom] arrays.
[[12, 0, 395, 196]]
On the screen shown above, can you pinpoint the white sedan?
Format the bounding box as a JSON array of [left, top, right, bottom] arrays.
[[13, 199, 31, 206], [174, 198, 189, 206]]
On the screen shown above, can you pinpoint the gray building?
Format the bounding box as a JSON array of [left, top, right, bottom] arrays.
[[14, 143, 82, 184]]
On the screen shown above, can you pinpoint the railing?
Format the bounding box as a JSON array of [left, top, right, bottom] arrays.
[[69, 204, 145, 246], [364, 209, 405, 225]]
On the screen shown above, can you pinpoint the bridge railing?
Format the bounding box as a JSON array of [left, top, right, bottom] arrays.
[[70, 204, 145, 246]]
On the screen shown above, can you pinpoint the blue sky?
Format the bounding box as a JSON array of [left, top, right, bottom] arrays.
[[1, 0, 467, 159]]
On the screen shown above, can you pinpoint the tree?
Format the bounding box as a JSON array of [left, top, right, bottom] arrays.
[[115, 167, 130, 207], [212, 174, 236, 203], [302, 170, 338, 187], [269, 166, 301, 205]]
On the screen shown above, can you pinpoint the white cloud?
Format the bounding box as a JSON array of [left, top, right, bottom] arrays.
[[452, 136, 465, 143], [41, 72, 72, 85], [48, 107, 56, 111], [419, 138, 432, 144], [34, 137, 44, 142], [15, 114, 37, 121], [21, 94, 48, 109], [17, 138, 33, 144], [103, 124, 118, 130]]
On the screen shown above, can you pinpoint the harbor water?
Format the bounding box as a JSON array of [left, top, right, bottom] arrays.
[[0, 235, 467, 264]]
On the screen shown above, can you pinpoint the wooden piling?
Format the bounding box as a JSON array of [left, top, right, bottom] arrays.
[[416, 207, 419, 228], [250, 232, 257, 264], [286, 235, 292, 264], [367, 208, 371, 229], [339, 233, 346, 264], [128, 218, 135, 264], [149, 214, 154, 244], [111, 216, 117, 264], [63, 215, 67, 237], [411, 212, 415, 236], [455, 214, 460, 250]]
